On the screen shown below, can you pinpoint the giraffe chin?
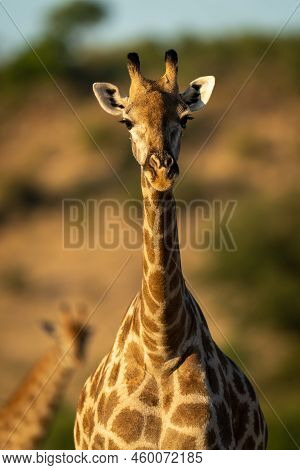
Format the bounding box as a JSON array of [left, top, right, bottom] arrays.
[[143, 168, 178, 192]]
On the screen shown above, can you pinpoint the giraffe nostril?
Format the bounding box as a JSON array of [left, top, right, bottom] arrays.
[[164, 155, 173, 169], [149, 154, 161, 170], [149, 154, 174, 171]]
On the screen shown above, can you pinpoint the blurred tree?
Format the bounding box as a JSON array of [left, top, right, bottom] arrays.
[[0, 1, 107, 100], [47, 0, 107, 43]]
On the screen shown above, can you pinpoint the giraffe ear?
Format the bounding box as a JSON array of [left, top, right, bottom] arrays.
[[41, 321, 55, 336], [181, 76, 215, 112], [93, 83, 127, 115]]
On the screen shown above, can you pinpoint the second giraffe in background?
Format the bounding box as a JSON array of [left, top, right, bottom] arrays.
[[0, 303, 90, 450]]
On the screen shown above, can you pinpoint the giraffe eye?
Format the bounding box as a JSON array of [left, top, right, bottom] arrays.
[[180, 115, 193, 129], [119, 119, 133, 130]]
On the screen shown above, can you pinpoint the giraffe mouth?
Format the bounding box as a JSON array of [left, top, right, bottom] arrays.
[[144, 155, 179, 191], [144, 165, 178, 191]]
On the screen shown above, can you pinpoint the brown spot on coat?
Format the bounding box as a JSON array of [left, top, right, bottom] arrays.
[[124, 341, 145, 393], [143, 283, 158, 311], [163, 391, 173, 411], [97, 391, 120, 425], [181, 436, 197, 450], [162, 374, 174, 411], [161, 429, 196, 450], [81, 438, 89, 450], [144, 229, 155, 263], [233, 370, 246, 395], [97, 394, 105, 424], [141, 313, 160, 333], [132, 310, 140, 335], [253, 410, 260, 436], [82, 407, 94, 436], [216, 347, 228, 372], [90, 369, 100, 397], [206, 365, 220, 394], [145, 202, 157, 229], [77, 387, 86, 413], [126, 341, 144, 367], [177, 353, 206, 396], [111, 409, 144, 443], [206, 428, 216, 448], [201, 329, 214, 358], [244, 376, 257, 401], [125, 366, 145, 394], [235, 401, 249, 441], [215, 402, 233, 448], [95, 365, 106, 395], [242, 435, 255, 449], [91, 433, 105, 449], [147, 352, 164, 367], [148, 270, 165, 301], [218, 364, 230, 403], [166, 319, 184, 351], [108, 439, 120, 450], [142, 333, 158, 352], [144, 415, 161, 445], [171, 403, 209, 427], [139, 377, 159, 407], [108, 362, 120, 387], [118, 315, 132, 347]]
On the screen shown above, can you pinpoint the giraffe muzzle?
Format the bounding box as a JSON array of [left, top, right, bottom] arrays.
[[145, 153, 179, 190]]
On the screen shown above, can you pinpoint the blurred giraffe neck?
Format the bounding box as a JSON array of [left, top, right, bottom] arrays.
[[0, 344, 75, 450]]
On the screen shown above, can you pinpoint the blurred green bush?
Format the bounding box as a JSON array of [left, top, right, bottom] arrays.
[[41, 405, 75, 450], [209, 193, 300, 332]]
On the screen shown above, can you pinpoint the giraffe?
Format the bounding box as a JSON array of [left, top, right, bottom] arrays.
[[74, 50, 268, 450], [0, 303, 91, 450]]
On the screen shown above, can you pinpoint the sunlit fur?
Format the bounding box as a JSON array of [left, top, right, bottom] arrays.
[[75, 51, 268, 450]]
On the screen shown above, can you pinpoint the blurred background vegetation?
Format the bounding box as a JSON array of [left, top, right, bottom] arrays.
[[0, 0, 299, 450]]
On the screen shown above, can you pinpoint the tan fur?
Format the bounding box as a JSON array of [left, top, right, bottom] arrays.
[[75, 52, 267, 450], [0, 303, 90, 450]]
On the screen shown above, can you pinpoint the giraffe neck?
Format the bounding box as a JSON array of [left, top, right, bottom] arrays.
[[140, 171, 190, 367], [0, 345, 75, 450]]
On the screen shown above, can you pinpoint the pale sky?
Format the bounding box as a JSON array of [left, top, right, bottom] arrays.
[[0, 0, 299, 58]]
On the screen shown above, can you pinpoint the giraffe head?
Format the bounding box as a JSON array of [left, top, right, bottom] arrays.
[[42, 302, 91, 367], [93, 50, 215, 191]]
